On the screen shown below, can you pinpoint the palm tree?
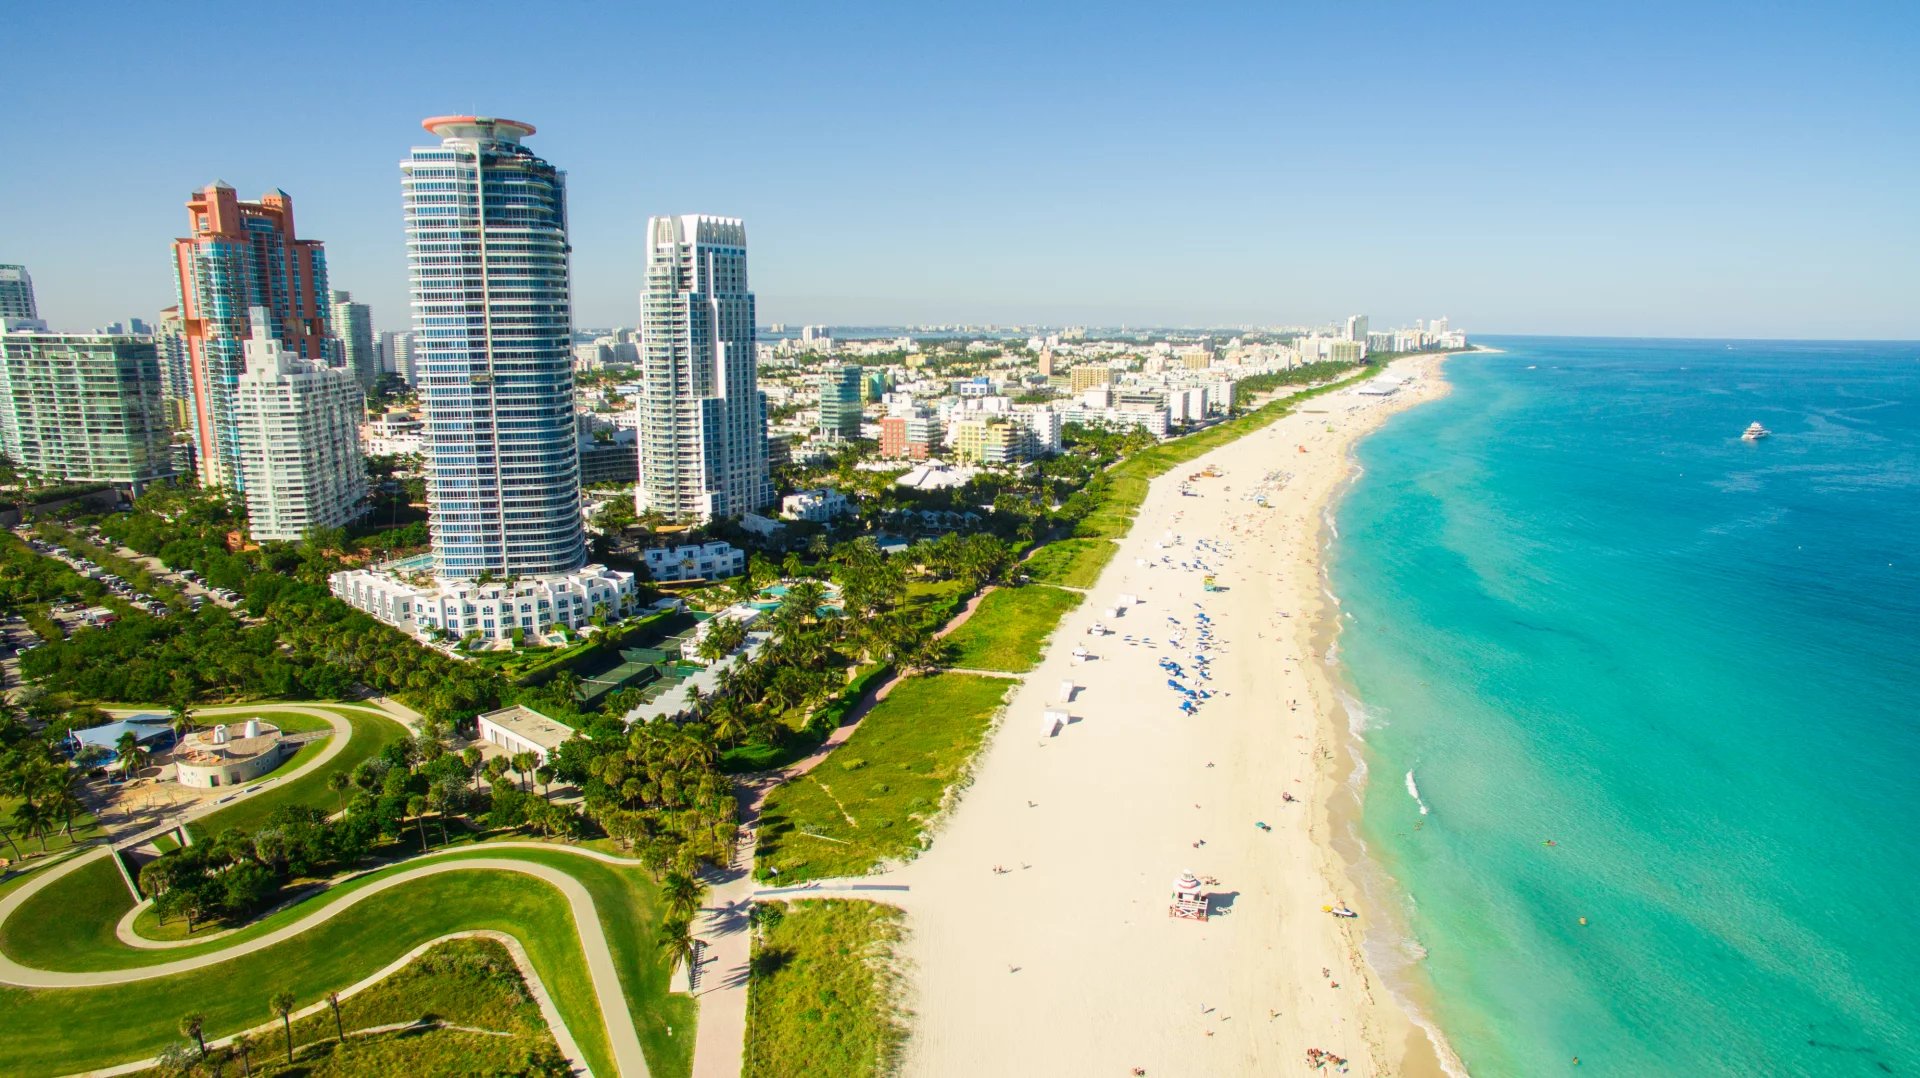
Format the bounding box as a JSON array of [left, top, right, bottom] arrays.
[[231, 1032, 255, 1076], [178, 1012, 207, 1059], [407, 795, 429, 852], [327, 990, 345, 1042], [534, 765, 553, 800], [326, 771, 351, 814], [461, 746, 483, 794], [269, 990, 297, 1064], [511, 751, 537, 793], [661, 872, 703, 923], [11, 799, 52, 853], [656, 916, 697, 978], [168, 703, 194, 742], [116, 731, 149, 780]]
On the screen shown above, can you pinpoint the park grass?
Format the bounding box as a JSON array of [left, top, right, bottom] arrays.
[[755, 673, 1010, 883], [0, 849, 619, 1077], [745, 899, 907, 1078], [231, 1027, 557, 1077], [189, 708, 408, 838], [1021, 537, 1117, 588], [0, 791, 103, 857], [940, 585, 1082, 673], [0, 844, 693, 1078]]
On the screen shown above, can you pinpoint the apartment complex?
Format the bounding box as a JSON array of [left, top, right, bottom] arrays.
[[635, 214, 773, 523], [170, 184, 331, 490], [0, 323, 174, 492], [233, 312, 367, 541]]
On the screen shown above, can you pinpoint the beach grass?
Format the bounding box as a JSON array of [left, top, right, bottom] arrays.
[[940, 586, 1082, 673], [754, 674, 1010, 883], [1021, 538, 1117, 589], [188, 707, 409, 838], [744, 899, 906, 1078], [0, 848, 642, 1077]]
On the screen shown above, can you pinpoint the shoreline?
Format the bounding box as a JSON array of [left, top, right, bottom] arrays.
[[872, 353, 1461, 1077]]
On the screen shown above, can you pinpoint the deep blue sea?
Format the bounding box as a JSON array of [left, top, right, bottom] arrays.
[[1329, 338, 1920, 1077]]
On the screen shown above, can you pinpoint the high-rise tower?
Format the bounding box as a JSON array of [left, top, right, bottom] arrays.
[[234, 308, 368, 542], [402, 116, 583, 580], [636, 214, 773, 523], [328, 289, 378, 390], [0, 265, 38, 321], [170, 184, 331, 490]]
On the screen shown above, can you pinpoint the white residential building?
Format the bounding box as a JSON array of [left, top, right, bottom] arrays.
[[780, 488, 854, 522], [635, 215, 774, 523], [641, 541, 746, 582], [233, 311, 367, 541], [330, 561, 636, 642]]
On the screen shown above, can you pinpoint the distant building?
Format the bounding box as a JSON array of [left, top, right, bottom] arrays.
[[1345, 314, 1370, 344], [1070, 364, 1114, 393], [636, 215, 774, 523], [1330, 340, 1364, 363], [0, 323, 175, 493], [233, 310, 367, 541], [170, 183, 331, 490], [879, 414, 940, 460], [579, 441, 638, 485], [363, 410, 423, 456], [328, 290, 378, 389], [818, 364, 863, 438], [381, 331, 414, 384], [641, 540, 746, 582], [780, 488, 854, 523], [0, 265, 37, 321]]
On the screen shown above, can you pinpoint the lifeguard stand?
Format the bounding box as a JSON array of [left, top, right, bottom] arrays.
[[1169, 872, 1209, 922]]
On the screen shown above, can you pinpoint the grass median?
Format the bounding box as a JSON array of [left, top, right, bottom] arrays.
[[940, 585, 1082, 673], [755, 673, 1010, 883]]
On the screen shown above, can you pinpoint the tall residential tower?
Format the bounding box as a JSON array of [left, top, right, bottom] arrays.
[[170, 184, 331, 490], [328, 289, 378, 390], [233, 309, 367, 541], [0, 265, 39, 320], [636, 214, 773, 523], [402, 116, 584, 579]]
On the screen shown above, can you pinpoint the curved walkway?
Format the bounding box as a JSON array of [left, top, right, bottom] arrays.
[[66, 930, 581, 1078], [1, 841, 652, 1078]]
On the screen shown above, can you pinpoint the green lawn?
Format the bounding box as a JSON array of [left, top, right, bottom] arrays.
[[940, 585, 1082, 673], [745, 900, 906, 1078], [755, 673, 1010, 883], [0, 844, 692, 1078], [1021, 538, 1117, 589], [189, 708, 408, 838], [0, 792, 103, 858]]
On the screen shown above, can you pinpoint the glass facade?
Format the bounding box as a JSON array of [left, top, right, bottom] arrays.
[[0, 330, 175, 491], [403, 118, 585, 580]]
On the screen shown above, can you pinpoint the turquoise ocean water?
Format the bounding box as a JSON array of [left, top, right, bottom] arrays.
[[1330, 338, 1920, 1076]]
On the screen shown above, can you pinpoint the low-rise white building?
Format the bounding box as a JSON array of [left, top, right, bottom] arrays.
[[330, 562, 637, 643], [642, 541, 746, 582], [780, 488, 854, 523], [475, 705, 574, 764]]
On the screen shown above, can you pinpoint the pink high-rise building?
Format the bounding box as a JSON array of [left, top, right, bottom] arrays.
[[170, 183, 330, 489]]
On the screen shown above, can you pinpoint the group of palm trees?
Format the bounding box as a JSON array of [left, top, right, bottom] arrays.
[[1, 710, 88, 858]]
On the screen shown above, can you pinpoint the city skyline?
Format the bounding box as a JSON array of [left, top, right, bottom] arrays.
[[5, 3, 1915, 341]]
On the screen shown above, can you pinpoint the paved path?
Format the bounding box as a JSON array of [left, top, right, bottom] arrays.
[[2, 842, 652, 1078], [65, 930, 580, 1078]]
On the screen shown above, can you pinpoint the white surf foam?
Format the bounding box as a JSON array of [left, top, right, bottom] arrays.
[[1405, 769, 1430, 815]]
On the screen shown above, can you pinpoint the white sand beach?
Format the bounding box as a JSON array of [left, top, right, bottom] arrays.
[[855, 355, 1457, 1077]]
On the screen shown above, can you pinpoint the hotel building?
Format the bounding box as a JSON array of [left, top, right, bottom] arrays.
[[0, 323, 175, 493]]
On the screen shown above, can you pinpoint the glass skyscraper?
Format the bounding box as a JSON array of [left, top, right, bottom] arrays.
[[402, 116, 584, 580], [637, 214, 773, 523]]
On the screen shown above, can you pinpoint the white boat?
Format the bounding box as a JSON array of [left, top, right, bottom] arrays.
[[1741, 422, 1771, 441]]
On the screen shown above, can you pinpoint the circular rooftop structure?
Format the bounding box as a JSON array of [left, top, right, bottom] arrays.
[[173, 720, 287, 790], [422, 115, 536, 141]]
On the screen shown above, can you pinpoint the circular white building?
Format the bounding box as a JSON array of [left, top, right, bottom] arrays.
[[173, 719, 287, 789]]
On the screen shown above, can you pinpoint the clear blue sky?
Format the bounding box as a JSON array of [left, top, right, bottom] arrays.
[[6, 1, 1916, 338]]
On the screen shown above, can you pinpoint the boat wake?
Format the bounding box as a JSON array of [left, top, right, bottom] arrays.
[[1405, 769, 1431, 815]]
